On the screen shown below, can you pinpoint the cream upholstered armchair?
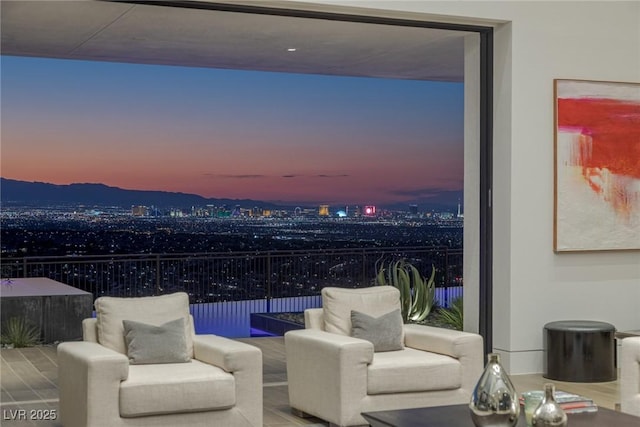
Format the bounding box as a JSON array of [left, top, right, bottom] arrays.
[[621, 336, 640, 417], [57, 292, 262, 427], [285, 286, 484, 427]]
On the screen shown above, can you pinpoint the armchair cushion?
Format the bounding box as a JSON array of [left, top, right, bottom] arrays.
[[95, 292, 193, 356], [367, 347, 461, 394], [119, 359, 235, 418], [351, 309, 404, 352], [123, 318, 191, 365], [322, 287, 402, 339]]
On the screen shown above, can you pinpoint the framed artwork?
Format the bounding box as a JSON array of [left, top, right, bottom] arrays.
[[554, 79, 640, 252]]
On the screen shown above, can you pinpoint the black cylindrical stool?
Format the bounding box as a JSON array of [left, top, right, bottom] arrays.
[[543, 320, 616, 382]]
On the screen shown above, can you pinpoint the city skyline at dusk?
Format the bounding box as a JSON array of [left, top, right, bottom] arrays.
[[1, 55, 464, 207]]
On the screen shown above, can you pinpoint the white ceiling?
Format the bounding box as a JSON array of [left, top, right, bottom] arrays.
[[1, 0, 467, 82]]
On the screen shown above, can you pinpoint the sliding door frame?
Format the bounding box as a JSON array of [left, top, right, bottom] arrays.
[[118, 0, 494, 354]]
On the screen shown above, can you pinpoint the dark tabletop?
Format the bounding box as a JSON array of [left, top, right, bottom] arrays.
[[362, 404, 640, 427]]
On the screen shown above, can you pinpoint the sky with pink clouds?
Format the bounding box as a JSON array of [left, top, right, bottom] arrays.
[[1, 55, 463, 207]]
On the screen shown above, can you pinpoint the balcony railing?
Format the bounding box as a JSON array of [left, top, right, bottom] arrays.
[[1, 246, 462, 336]]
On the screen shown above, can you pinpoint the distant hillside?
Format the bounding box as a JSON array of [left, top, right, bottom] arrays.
[[0, 178, 278, 209], [0, 178, 463, 212]]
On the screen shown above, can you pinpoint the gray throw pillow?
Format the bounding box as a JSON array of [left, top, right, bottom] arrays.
[[123, 318, 191, 364], [351, 309, 404, 352]]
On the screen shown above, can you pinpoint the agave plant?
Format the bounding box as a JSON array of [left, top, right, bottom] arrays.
[[435, 296, 464, 331], [1, 317, 40, 348], [375, 258, 436, 323]]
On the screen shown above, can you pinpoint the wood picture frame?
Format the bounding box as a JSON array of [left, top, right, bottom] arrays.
[[554, 79, 640, 252]]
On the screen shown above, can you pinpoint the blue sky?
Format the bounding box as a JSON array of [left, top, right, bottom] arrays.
[[1, 55, 464, 207]]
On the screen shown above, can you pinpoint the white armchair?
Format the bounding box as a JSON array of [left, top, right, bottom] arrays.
[[621, 336, 640, 417], [57, 292, 262, 427], [285, 286, 484, 427]]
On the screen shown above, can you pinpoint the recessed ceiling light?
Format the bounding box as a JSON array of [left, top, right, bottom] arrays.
[[286, 48, 297, 52]]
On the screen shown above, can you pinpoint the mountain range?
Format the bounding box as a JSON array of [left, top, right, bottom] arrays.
[[0, 178, 462, 212], [0, 178, 279, 209]]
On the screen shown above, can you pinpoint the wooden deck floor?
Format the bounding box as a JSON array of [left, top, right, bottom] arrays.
[[0, 337, 621, 426]]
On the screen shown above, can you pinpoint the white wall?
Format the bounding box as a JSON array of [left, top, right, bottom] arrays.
[[286, 0, 640, 373]]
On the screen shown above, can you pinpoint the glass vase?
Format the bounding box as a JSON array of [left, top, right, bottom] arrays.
[[532, 383, 568, 427], [469, 353, 520, 427]]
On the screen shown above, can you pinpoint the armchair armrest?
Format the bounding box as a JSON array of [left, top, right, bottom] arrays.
[[193, 334, 262, 373], [621, 337, 640, 417], [404, 324, 482, 357], [404, 324, 484, 392], [57, 341, 129, 427], [285, 329, 373, 426], [193, 335, 263, 427]]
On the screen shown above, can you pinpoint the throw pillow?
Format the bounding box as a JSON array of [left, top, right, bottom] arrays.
[[95, 292, 193, 356], [123, 318, 191, 364], [322, 286, 402, 337], [351, 308, 404, 352]]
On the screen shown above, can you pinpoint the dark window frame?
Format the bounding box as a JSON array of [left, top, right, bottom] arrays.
[[116, 0, 494, 354]]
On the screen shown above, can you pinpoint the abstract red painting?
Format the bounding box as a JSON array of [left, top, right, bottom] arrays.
[[554, 79, 640, 252]]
